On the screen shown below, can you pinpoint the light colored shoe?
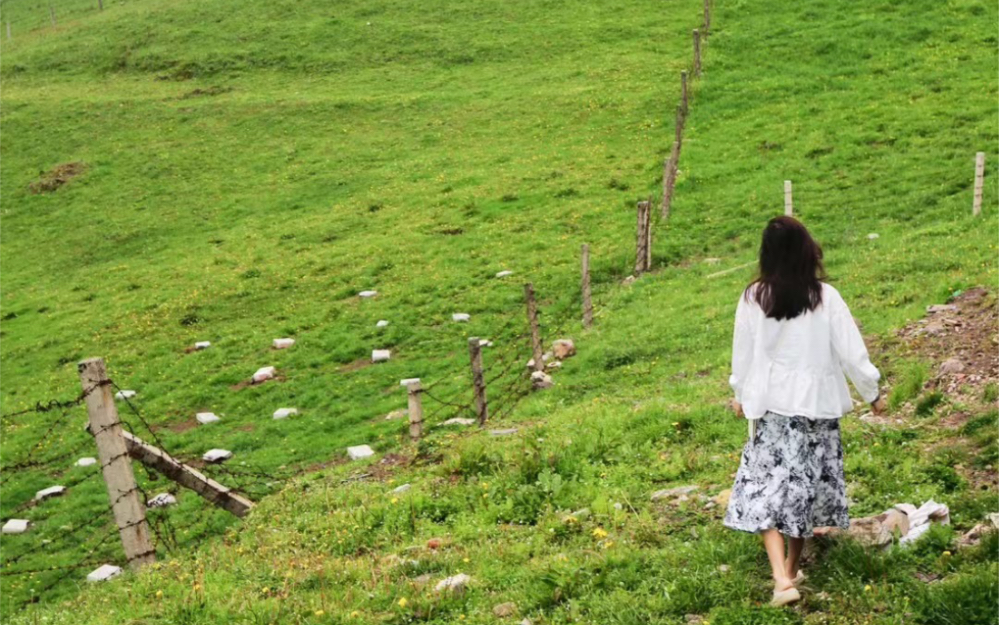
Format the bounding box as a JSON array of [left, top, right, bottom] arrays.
[[792, 570, 806, 585], [770, 586, 801, 607]]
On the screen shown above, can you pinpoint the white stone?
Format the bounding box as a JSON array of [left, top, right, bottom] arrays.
[[479, 339, 493, 347], [452, 313, 470, 322], [194, 341, 211, 350], [552, 339, 576, 359], [495, 270, 514, 278], [147, 493, 177, 508], [273, 408, 298, 419], [867, 233, 880, 240], [400, 378, 421, 386], [114, 390, 136, 400], [35, 485, 66, 501], [347, 445, 375, 460], [435, 573, 471, 593], [531, 371, 554, 389], [2, 519, 30, 534], [392, 483, 412, 494], [490, 428, 518, 436], [384, 409, 407, 420], [376, 320, 390, 327], [202, 449, 233, 463], [76, 457, 97, 467], [703, 258, 722, 264], [252, 366, 276, 383], [359, 290, 378, 298], [372, 349, 391, 363], [273, 338, 295, 349], [441, 418, 476, 426], [86, 564, 122, 583], [196, 412, 220, 425]]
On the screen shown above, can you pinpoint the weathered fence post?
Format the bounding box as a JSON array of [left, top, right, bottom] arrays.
[[405, 379, 423, 440], [693, 29, 701, 77], [78, 358, 155, 570], [581, 244, 594, 329], [524, 283, 544, 372], [703, 0, 710, 34], [973, 152, 985, 216], [681, 70, 689, 115], [467, 337, 488, 425], [98, 0, 104, 10], [635, 199, 652, 274], [663, 141, 680, 218], [49, 5, 56, 26], [784, 180, 793, 216], [675, 104, 684, 148], [644, 195, 653, 270]]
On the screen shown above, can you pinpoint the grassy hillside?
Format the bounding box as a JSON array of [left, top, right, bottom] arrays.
[[1, 0, 997, 622]]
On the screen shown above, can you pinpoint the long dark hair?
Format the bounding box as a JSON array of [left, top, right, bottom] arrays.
[[745, 216, 825, 320]]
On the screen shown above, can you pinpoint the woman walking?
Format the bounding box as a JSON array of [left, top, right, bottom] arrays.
[[723, 216, 885, 607]]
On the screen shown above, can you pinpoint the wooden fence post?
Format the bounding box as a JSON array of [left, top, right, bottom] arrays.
[[6, 21, 11, 40], [644, 195, 653, 271], [973, 152, 985, 216], [634, 200, 648, 274], [524, 283, 544, 372], [693, 29, 701, 77], [681, 70, 689, 115], [49, 5, 56, 26], [704, 0, 710, 34], [675, 104, 684, 148], [98, 0, 104, 10], [405, 379, 423, 440], [784, 180, 793, 216], [78, 358, 155, 569], [581, 244, 593, 329], [467, 337, 488, 425], [663, 140, 680, 218]]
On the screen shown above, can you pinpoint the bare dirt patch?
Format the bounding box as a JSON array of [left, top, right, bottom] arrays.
[[339, 358, 373, 374], [29, 162, 87, 194], [179, 85, 233, 99]]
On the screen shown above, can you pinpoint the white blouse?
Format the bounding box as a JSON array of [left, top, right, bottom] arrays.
[[730, 282, 881, 420]]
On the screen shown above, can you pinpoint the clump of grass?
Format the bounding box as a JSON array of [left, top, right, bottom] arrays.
[[915, 391, 944, 416], [912, 564, 999, 625], [889, 361, 928, 410]]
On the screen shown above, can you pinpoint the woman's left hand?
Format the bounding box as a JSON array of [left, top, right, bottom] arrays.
[[731, 400, 744, 419]]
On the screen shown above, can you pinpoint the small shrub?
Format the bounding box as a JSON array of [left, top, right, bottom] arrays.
[[915, 391, 944, 417], [982, 383, 998, 404], [912, 565, 999, 625], [889, 361, 928, 410]]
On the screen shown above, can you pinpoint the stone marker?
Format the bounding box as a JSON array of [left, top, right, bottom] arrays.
[[441, 418, 476, 426], [490, 428, 518, 436], [35, 485, 66, 501], [651, 485, 698, 501], [252, 366, 276, 383], [114, 390, 136, 400], [479, 339, 493, 347], [435, 573, 471, 593], [147, 493, 177, 508], [196, 412, 220, 425], [76, 457, 97, 467], [86, 564, 122, 583], [376, 320, 389, 327], [2, 519, 30, 534], [496, 270, 514, 278], [552, 339, 576, 360], [347, 445, 375, 460], [194, 341, 211, 350], [400, 378, 420, 386], [273, 338, 295, 349], [452, 313, 471, 322], [359, 290, 378, 298], [392, 483, 412, 494], [202, 449, 233, 463], [531, 370, 553, 389], [372, 349, 391, 363], [273, 408, 298, 419]]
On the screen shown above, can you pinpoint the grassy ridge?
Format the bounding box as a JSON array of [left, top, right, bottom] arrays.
[[1, 0, 998, 621]]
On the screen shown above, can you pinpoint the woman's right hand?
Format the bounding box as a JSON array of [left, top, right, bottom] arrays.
[[871, 395, 887, 415], [731, 400, 745, 419]]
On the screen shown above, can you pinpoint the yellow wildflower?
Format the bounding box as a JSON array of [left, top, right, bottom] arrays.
[[398, 597, 409, 607], [864, 585, 872, 592], [315, 610, 325, 616], [592, 527, 609, 539]]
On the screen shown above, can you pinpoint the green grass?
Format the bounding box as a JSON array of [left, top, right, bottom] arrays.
[[1, 0, 997, 622]]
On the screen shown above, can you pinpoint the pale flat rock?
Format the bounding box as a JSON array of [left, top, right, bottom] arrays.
[[147, 493, 177, 508], [252, 366, 276, 383], [384, 409, 407, 420], [273, 338, 295, 349], [546, 360, 562, 370], [703, 258, 722, 264], [490, 428, 518, 436], [400, 377, 421, 387], [202, 449, 233, 463], [196, 412, 220, 425], [391, 483, 412, 494], [441, 418, 476, 426], [435, 573, 471, 593], [848, 509, 910, 547], [114, 390, 136, 400], [273, 408, 298, 419], [358, 290, 378, 298], [2, 519, 30, 534], [76, 457, 97, 467], [651, 485, 698, 501], [479, 339, 494, 347], [495, 270, 514, 278], [372, 349, 391, 363], [347, 445, 375, 460], [194, 341, 212, 350], [35, 485, 66, 501], [867, 233, 880, 240], [493, 602, 518, 617], [927, 304, 959, 314], [939, 358, 965, 375], [86, 564, 122, 583], [531, 370, 553, 389], [376, 320, 390, 327], [552, 339, 576, 359], [452, 313, 471, 322]]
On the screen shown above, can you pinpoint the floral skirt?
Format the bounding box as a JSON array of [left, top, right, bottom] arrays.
[[723, 412, 849, 539]]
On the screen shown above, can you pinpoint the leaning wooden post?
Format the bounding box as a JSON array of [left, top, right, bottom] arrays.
[[703, 0, 710, 34], [663, 141, 680, 218], [634, 200, 648, 275], [581, 244, 593, 329], [49, 5, 56, 26], [675, 104, 685, 148], [405, 379, 423, 440], [644, 195, 653, 271], [524, 283, 544, 371], [681, 71, 689, 115], [693, 29, 701, 77], [784, 180, 793, 216], [78, 358, 155, 570], [467, 337, 488, 425], [973, 152, 985, 216]]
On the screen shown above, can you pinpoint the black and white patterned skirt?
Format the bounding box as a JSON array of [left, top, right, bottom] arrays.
[[723, 412, 849, 538]]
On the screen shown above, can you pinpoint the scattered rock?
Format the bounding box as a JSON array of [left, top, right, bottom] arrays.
[[202, 449, 233, 463], [384, 409, 407, 420], [927, 304, 959, 314], [623, 275, 636, 285], [376, 320, 389, 327], [273, 338, 295, 349], [552, 339, 576, 360], [520, 620, 533, 625], [391, 483, 412, 494], [441, 418, 476, 426], [479, 339, 494, 347], [347, 445, 375, 460], [147, 493, 177, 508], [651, 485, 698, 501], [703, 258, 722, 264], [400, 378, 421, 387], [359, 290, 378, 298], [490, 428, 518, 436], [372, 349, 391, 363], [718, 564, 730, 573], [452, 313, 471, 322], [194, 341, 211, 350], [496, 270, 514, 278], [114, 390, 136, 400], [531, 370, 554, 389], [542, 351, 554, 362], [196, 412, 220, 425], [86, 564, 122, 583], [412, 573, 433, 587], [426, 538, 443, 550], [847, 509, 911, 547], [545, 360, 562, 370], [252, 367, 276, 383], [2, 519, 30, 534], [435, 573, 471, 594], [273, 408, 298, 420], [938, 358, 965, 376], [493, 602, 518, 618], [867, 233, 880, 240], [35, 485, 66, 501], [76, 457, 97, 467], [685, 615, 706, 625]]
